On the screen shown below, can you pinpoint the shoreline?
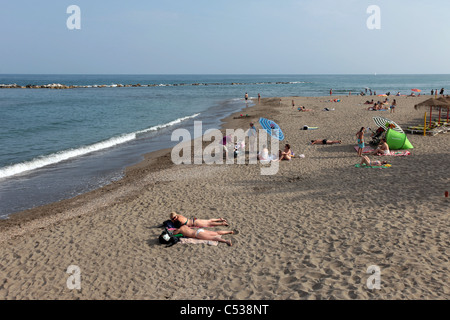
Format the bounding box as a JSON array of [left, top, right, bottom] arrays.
[[0, 98, 262, 242], [1, 94, 449, 300]]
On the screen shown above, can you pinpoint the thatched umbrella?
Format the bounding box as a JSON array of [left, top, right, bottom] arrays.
[[437, 97, 450, 123], [414, 98, 450, 126]]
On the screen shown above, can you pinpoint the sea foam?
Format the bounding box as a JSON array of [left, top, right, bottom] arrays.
[[0, 113, 200, 179]]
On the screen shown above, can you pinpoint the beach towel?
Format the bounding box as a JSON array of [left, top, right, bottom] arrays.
[[355, 164, 391, 169], [178, 238, 219, 246], [354, 146, 375, 154], [381, 150, 411, 156], [301, 125, 319, 130], [353, 146, 411, 156], [368, 108, 388, 111]]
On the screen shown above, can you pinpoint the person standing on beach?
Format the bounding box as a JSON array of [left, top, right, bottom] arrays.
[[440, 88, 444, 95], [248, 122, 257, 159], [258, 93, 261, 104], [390, 99, 397, 113], [431, 89, 434, 96], [245, 92, 249, 102], [356, 127, 365, 157], [330, 89, 333, 96]]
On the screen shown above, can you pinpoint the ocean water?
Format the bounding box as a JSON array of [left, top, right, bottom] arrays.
[[1, 74, 449, 218]]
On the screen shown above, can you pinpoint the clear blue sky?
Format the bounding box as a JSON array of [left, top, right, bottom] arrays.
[[1, 0, 449, 74]]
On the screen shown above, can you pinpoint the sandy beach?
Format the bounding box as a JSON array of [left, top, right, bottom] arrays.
[[0, 94, 449, 300]]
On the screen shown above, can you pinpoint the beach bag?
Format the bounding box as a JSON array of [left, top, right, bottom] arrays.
[[162, 219, 175, 229], [159, 227, 180, 247]]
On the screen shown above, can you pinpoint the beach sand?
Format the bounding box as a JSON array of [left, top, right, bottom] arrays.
[[0, 95, 449, 300]]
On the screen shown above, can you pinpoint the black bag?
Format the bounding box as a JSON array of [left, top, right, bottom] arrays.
[[159, 227, 180, 247]]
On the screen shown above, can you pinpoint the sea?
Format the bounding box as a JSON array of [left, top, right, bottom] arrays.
[[1, 74, 449, 218]]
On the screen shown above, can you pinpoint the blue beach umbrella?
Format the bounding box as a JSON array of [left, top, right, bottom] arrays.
[[259, 118, 285, 140]]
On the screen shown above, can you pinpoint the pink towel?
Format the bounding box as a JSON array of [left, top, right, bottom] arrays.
[[354, 146, 375, 154], [354, 146, 411, 156], [178, 238, 219, 246]]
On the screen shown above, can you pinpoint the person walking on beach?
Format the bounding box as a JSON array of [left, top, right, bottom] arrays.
[[356, 127, 365, 157]]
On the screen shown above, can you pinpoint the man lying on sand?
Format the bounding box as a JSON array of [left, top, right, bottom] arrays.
[[310, 139, 342, 145], [172, 225, 238, 246], [170, 212, 229, 228]]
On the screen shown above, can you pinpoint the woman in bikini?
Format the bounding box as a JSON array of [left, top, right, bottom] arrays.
[[360, 155, 388, 167], [356, 127, 365, 157], [278, 144, 293, 161], [172, 225, 237, 246], [373, 138, 390, 156], [170, 212, 229, 228]]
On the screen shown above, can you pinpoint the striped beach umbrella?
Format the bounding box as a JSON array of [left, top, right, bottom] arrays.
[[259, 118, 285, 140], [372, 116, 404, 133]]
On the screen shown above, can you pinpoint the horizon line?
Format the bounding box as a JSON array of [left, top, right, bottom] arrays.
[[2, 73, 450, 76]]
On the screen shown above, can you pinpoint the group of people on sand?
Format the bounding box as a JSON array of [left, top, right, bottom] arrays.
[[160, 212, 237, 246], [366, 98, 397, 113], [356, 127, 391, 167], [292, 100, 313, 112]]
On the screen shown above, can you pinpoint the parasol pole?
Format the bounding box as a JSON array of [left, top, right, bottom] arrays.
[[424, 112, 427, 136], [429, 106, 432, 128], [438, 107, 441, 126]]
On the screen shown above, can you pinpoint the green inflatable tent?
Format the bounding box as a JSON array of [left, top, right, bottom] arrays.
[[385, 129, 414, 150]]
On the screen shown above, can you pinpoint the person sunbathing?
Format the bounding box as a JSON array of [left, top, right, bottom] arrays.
[[310, 139, 342, 145], [373, 138, 390, 155], [170, 212, 229, 228], [257, 145, 278, 162], [172, 225, 237, 246], [360, 155, 388, 167], [298, 106, 313, 112], [278, 144, 293, 161]]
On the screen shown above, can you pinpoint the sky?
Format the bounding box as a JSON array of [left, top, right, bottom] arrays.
[[1, 0, 450, 74]]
